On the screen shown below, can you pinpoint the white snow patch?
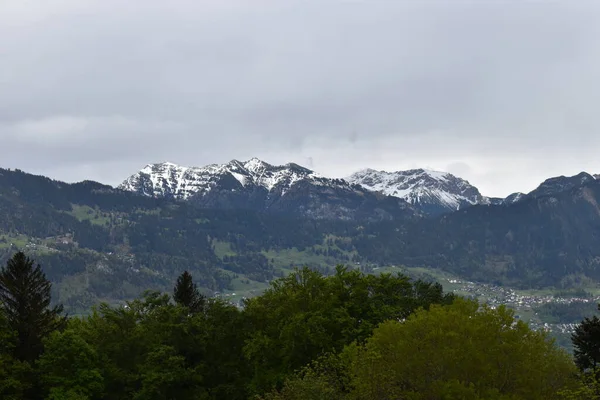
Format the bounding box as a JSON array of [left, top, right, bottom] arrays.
[[119, 158, 340, 200], [230, 171, 247, 186], [346, 168, 483, 210]]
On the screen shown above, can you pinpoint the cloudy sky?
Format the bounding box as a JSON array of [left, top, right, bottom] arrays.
[[1, 1, 600, 197]]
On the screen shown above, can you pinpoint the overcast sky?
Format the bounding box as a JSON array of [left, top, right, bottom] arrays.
[[2, 1, 600, 197]]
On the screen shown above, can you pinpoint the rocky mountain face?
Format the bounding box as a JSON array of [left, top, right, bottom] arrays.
[[476, 173, 599, 208], [502, 192, 527, 204], [525, 172, 597, 199], [346, 168, 487, 215], [119, 158, 319, 200], [119, 159, 418, 221], [484, 173, 597, 207]]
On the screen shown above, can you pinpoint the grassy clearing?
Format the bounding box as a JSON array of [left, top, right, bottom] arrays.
[[0, 234, 30, 249], [261, 235, 359, 270], [212, 240, 236, 259], [69, 204, 110, 226], [229, 276, 268, 293], [217, 269, 270, 302], [583, 287, 600, 296]]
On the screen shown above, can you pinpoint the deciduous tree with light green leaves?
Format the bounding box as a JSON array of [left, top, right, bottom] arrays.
[[346, 298, 579, 400]]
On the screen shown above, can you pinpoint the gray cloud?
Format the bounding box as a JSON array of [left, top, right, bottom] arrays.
[[1, 0, 600, 196]]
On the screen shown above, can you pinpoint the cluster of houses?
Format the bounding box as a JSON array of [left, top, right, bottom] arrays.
[[447, 278, 598, 335]]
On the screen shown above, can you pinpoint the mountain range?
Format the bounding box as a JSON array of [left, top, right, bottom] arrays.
[[119, 158, 599, 217], [0, 160, 599, 312], [119, 158, 418, 221]]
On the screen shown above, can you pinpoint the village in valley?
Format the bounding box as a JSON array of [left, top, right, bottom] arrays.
[[443, 277, 597, 336]]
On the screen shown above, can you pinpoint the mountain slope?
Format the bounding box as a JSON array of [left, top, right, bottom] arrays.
[[503, 192, 526, 204], [120, 159, 419, 221], [493, 172, 597, 207], [346, 168, 486, 215], [355, 178, 600, 288], [526, 172, 596, 199]]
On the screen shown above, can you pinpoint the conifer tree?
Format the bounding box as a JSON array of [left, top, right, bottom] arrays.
[[0, 252, 65, 363], [572, 304, 600, 371], [173, 271, 205, 313]]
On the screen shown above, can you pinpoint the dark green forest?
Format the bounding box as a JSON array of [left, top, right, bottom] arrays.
[[2, 252, 600, 399]]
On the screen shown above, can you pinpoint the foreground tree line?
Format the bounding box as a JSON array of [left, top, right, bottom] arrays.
[[1, 252, 600, 399]]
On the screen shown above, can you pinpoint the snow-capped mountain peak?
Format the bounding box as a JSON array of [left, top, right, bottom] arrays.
[[346, 168, 484, 214], [119, 158, 420, 221], [419, 169, 451, 181], [118, 158, 326, 199], [242, 157, 270, 174], [122, 159, 600, 218]]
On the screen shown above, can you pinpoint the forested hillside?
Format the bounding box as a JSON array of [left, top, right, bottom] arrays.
[[0, 168, 363, 312], [2, 167, 600, 312], [356, 182, 600, 288]]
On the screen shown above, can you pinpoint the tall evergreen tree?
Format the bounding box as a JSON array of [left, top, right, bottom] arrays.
[[0, 252, 65, 363], [173, 271, 205, 313], [573, 306, 600, 371]]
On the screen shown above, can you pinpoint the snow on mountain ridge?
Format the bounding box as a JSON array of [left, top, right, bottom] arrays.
[[121, 161, 489, 216], [121, 160, 600, 217], [119, 158, 332, 199], [346, 168, 484, 213]]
